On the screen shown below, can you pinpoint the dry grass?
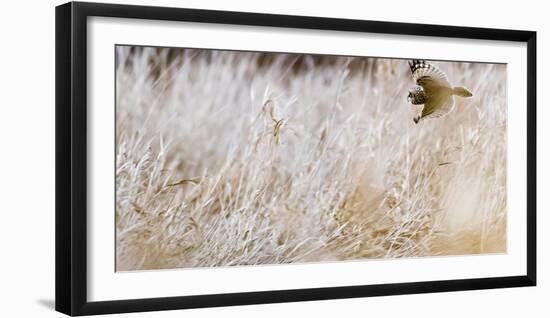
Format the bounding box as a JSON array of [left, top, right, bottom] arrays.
[[115, 46, 507, 271]]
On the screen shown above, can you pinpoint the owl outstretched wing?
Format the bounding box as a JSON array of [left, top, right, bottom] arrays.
[[408, 59, 451, 95], [421, 95, 455, 119]]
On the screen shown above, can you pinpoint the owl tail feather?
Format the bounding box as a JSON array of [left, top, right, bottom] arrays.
[[452, 86, 473, 98]]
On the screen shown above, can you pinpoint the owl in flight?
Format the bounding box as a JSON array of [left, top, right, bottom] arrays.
[[407, 59, 473, 124]]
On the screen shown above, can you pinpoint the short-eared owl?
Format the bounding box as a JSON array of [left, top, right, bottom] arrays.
[[407, 59, 473, 124]]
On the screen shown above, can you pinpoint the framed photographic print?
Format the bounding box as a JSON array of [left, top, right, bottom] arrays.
[[55, 1, 536, 316]]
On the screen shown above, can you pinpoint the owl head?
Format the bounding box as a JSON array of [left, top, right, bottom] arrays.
[[407, 86, 424, 104]]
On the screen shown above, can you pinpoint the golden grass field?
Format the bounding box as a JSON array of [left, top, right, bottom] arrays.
[[115, 46, 507, 271]]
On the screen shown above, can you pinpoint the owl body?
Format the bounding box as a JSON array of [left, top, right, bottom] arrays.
[[407, 60, 472, 124], [407, 86, 427, 105]]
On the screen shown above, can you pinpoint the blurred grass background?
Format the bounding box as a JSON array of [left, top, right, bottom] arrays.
[[115, 46, 507, 271]]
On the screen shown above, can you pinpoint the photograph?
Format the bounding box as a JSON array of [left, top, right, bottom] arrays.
[[114, 45, 507, 271]]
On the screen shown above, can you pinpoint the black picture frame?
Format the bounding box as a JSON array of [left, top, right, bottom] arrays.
[[55, 1, 537, 316]]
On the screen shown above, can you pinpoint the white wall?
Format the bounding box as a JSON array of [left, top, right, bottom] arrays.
[[0, 0, 546, 316]]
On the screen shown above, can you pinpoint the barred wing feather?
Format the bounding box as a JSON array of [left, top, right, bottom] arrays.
[[408, 59, 451, 89]]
